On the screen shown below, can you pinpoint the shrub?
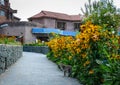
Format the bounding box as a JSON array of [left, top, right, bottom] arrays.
[[0, 34, 21, 45], [47, 0, 120, 84]]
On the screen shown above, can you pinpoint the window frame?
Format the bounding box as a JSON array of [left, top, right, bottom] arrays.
[[74, 23, 80, 31], [57, 21, 66, 30]]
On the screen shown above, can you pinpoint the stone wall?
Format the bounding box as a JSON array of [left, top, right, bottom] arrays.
[[0, 45, 23, 74], [23, 46, 49, 54]]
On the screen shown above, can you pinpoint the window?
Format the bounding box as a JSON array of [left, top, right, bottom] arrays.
[[74, 23, 80, 31], [57, 22, 66, 30], [0, 0, 5, 5], [0, 10, 5, 16]]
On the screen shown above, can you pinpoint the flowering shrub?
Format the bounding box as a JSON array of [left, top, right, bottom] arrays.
[[0, 34, 21, 45], [47, 21, 120, 85], [47, 36, 74, 64], [47, 0, 120, 85]]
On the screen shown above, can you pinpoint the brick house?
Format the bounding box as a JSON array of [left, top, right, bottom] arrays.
[[0, 0, 19, 23], [28, 10, 83, 31]]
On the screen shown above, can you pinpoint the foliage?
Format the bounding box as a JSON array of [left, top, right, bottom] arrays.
[[0, 34, 21, 45], [24, 39, 47, 46], [47, 0, 120, 85], [47, 35, 75, 64], [100, 59, 120, 85], [81, 0, 120, 32], [47, 24, 120, 84], [47, 22, 120, 84]]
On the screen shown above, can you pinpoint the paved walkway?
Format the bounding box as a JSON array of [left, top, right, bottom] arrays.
[[0, 52, 81, 85]]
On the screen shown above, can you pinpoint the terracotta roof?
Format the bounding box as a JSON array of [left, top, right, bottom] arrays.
[[28, 10, 82, 21]]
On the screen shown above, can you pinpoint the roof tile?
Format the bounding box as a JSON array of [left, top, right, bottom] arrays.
[[28, 10, 83, 21]]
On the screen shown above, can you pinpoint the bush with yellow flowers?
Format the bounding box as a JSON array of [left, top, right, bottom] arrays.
[[80, 0, 120, 84], [47, 35, 74, 64], [75, 21, 119, 85], [47, 0, 120, 85], [47, 21, 120, 85]]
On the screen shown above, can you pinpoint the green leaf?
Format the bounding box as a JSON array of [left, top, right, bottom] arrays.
[[100, 64, 111, 72], [103, 81, 113, 85]]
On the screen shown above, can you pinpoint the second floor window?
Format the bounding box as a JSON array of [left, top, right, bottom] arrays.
[[0, 10, 5, 16], [74, 23, 80, 31], [57, 22, 66, 30], [0, 0, 5, 5]]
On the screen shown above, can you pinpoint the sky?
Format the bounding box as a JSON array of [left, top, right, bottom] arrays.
[[9, 0, 120, 21]]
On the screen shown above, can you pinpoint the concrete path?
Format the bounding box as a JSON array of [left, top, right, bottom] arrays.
[[0, 52, 81, 85]]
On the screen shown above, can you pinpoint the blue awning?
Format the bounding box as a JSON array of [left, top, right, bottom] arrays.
[[44, 28, 61, 34], [60, 30, 77, 36], [32, 28, 77, 36], [32, 28, 44, 33], [32, 28, 61, 34]]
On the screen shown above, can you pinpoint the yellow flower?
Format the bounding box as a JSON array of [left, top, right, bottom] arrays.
[[69, 56, 72, 60], [76, 48, 81, 54], [81, 44, 89, 49], [81, 53, 87, 58], [91, 34, 99, 41], [54, 54, 58, 57], [80, 25, 86, 32], [89, 70, 94, 74], [84, 60, 90, 67]]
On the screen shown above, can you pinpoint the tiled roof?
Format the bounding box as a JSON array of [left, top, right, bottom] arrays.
[[28, 10, 83, 21]]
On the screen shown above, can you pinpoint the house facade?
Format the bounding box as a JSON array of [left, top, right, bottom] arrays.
[[0, 0, 19, 23], [0, 21, 42, 44], [28, 10, 83, 31], [0, 9, 83, 44]]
